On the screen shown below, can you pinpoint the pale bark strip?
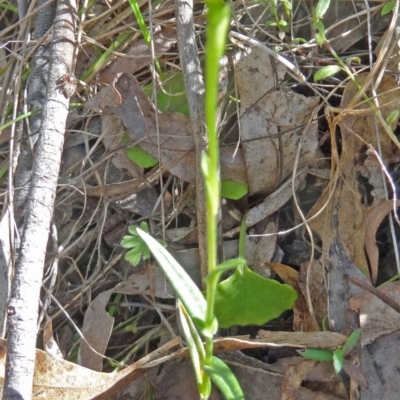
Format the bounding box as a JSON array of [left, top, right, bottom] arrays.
[[175, 0, 208, 284], [13, 0, 55, 228], [3, 0, 76, 398]]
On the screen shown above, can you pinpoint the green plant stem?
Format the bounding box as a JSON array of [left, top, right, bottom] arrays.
[[201, 1, 230, 397]]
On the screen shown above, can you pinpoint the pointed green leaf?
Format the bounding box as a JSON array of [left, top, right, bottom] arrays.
[[221, 180, 248, 200], [136, 228, 207, 324], [314, 65, 342, 82], [342, 328, 361, 357], [381, 1, 395, 16], [203, 357, 245, 400], [314, 0, 331, 20], [333, 348, 344, 374], [178, 302, 204, 388], [299, 348, 333, 361], [126, 146, 158, 168], [214, 265, 297, 328]]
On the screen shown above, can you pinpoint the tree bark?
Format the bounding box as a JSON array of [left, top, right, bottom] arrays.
[[175, 0, 208, 284], [3, 0, 77, 397]]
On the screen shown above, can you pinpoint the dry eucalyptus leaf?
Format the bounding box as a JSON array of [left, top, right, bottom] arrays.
[[269, 262, 322, 332], [101, 116, 143, 179], [99, 28, 176, 84], [364, 200, 400, 283], [234, 46, 319, 195], [86, 73, 247, 184], [308, 73, 400, 282], [281, 360, 317, 400], [360, 329, 400, 400], [255, 330, 347, 350], [0, 337, 180, 399], [78, 270, 175, 370], [245, 167, 309, 227], [349, 281, 400, 346]]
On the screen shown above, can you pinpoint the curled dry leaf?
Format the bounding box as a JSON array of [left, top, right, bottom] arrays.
[[234, 45, 319, 196], [0, 336, 181, 399], [364, 200, 400, 283]]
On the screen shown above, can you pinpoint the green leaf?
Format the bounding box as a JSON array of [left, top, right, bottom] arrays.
[[278, 19, 288, 28], [342, 328, 362, 357], [283, 0, 292, 11], [122, 222, 161, 266], [203, 357, 245, 400], [0, 163, 8, 180], [120, 236, 142, 248], [125, 246, 149, 266], [299, 348, 333, 361], [386, 109, 400, 126], [214, 264, 297, 328], [313, 21, 326, 46], [381, 0, 395, 16], [314, 0, 331, 20], [221, 180, 248, 200], [136, 228, 207, 325], [314, 65, 342, 82], [333, 348, 344, 374], [143, 72, 189, 115], [124, 323, 138, 333], [178, 302, 204, 389], [126, 146, 158, 168]]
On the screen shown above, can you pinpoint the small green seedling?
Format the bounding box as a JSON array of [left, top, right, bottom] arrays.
[[300, 328, 362, 374], [264, 0, 292, 40], [121, 221, 165, 266]]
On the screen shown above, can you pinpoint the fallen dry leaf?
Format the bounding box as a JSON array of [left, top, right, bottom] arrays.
[[234, 45, 319, 196], [364, 200, 400, 283], [0, 336, 181, 399], [308, 73, 400, 283], [86, 73, 247, 185], [99, 28, 176, 84], [281, 360, 317, 400], [360, 329, 400, 400], [79, 269, 175, 370], [269, 261, 324, 332], [349, 281, 400, 345], [255, 330, 347, 350]]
